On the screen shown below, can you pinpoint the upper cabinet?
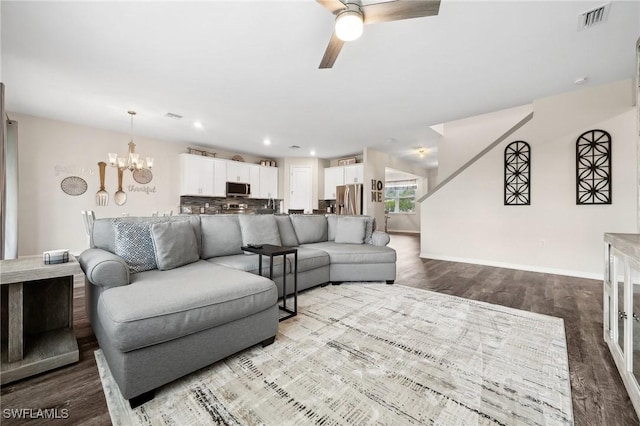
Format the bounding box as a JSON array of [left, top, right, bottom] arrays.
[[258, 166, 278, 199], [343, 164, 364, 184], [324, 167, 344, 199], [179, 153, 278, 199], [227, 161, 251, 183], [179, 154, 214, 196], [323, 164, 364, 199], [212, 159, 227, 197]]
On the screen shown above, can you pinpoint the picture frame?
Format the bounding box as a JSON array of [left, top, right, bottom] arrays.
[[338, 157, 357, 166]]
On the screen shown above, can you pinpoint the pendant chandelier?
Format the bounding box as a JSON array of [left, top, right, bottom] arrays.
[[108, 111, 153, 171]]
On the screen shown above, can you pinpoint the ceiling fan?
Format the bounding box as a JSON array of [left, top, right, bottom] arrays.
[[316, 0, 441, 69]]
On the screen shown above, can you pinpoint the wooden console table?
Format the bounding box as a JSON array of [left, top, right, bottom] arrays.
[[0, 255, 83, 384]]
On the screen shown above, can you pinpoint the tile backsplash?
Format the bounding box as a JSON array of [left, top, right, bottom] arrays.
[[180, 196, 282, 214]]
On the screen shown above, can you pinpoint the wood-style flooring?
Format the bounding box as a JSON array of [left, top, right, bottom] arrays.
[[1, 233, 637, 425]]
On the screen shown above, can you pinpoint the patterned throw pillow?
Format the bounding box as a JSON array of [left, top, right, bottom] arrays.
[[113, 219, 166, 273]]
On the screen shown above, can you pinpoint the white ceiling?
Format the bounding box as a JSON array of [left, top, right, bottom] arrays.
[[2, 1, 638, 169]]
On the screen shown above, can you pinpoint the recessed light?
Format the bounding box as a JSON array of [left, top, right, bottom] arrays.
[[263, 138, 271, 146], [193, 121, 203, 129], [310, 150, 316, 156]]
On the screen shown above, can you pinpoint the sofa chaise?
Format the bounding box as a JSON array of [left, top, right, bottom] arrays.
[[78, 213, 396, 407]]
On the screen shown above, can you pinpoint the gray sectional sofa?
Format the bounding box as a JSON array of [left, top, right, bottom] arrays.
[[78, 213, 396, 407]]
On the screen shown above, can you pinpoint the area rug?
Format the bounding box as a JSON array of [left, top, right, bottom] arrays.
[[96, 283, 574, 425]]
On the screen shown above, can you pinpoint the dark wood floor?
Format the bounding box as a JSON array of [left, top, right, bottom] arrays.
[[1, 233, 637, 425]]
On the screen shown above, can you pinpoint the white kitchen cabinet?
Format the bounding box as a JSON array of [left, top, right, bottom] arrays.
[[249, 165, 260, 197], [227, 161, 251, 183], [179, 154, 214, 196], [343, 164, 364, 184], [323, 164, 363, 199], [212, 158, 227, 197], [258, 166, 278, 199], [324, 166, 344, 200]]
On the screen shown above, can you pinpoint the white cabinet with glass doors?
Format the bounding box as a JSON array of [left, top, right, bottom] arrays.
[[604, 233, 640, 418]]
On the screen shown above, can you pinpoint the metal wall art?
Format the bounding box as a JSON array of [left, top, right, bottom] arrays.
[[576, 129, 611, 205], [504, 141, 531, 205]]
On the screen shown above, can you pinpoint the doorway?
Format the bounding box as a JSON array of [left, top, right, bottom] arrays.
[[289, 166, 312, 213]]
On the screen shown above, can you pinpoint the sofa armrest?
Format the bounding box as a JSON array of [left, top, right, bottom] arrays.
[[370, 231, 391, 246], [78, 248, 130, 288]]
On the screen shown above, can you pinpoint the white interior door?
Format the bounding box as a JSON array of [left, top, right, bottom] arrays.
[[290, 166, 312, 213]]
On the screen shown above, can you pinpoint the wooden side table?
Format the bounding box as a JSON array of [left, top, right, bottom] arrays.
[[241, 244, 298, 321], [0, 255, 83, 384]]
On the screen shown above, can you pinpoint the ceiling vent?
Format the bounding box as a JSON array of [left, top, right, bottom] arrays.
[[165, 112, 183, 119], [288, 145, 300, 149], [577, 3, 611, 31]]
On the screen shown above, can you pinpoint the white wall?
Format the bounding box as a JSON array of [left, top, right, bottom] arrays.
[[364, 148, 429, 233], [420, 79, 638, 279], [436, 104, 533, 185]]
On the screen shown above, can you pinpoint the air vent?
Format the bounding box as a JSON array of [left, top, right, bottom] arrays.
[[288, 145, 300, 149], [165, 112, 183, 119], [577, 3, 611, 31]]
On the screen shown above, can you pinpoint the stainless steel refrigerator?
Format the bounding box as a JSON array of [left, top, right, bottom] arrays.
[[336, 184, 363, 215]]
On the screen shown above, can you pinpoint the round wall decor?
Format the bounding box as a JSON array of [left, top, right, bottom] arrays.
[[61, 176, 88, 196], [133, 168, 153, 184]]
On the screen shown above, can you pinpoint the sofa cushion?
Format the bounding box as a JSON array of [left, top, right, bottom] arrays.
[[327, 215, 338, 241], [97, 261, 277, 352], [151, 221, 200, 270], [113, 218, 168, 273], [327, 215, 375, 243], [301, 241, 397, 264], [201, 215, 244, 258], [275, 215, 299, 247], [207, 254, 290, 277], [290, 247, 330, 273], [334, 216, 366, 244], [290, 215, 328, 244], [239, 215, 282, 247]]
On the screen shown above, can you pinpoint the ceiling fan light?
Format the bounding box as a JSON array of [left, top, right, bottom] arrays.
[[335, 10, 363, 41]]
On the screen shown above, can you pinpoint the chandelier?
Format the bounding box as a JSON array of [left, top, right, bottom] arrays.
[[108, 111, 153, 171]]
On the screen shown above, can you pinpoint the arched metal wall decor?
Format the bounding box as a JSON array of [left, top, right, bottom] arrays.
[[504, 141, 531, 205], [576, 129, 611, 205]]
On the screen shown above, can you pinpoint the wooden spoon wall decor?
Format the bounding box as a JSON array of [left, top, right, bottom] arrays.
[[114, 167, 127, 206]]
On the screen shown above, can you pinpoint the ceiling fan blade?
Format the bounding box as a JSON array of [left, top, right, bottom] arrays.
[[319, 32, 345, 69], [316, 0, 346, 14], [363, 0, 440, 25]]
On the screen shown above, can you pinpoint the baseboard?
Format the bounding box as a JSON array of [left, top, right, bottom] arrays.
[[419, 253, 603, 281], [388, 230, 420, 234]]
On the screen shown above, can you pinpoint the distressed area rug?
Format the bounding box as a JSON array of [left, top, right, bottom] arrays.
[[96, 283, 573, 425]]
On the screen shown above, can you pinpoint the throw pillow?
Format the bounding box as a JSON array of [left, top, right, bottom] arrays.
[[150, 221, 200, 270], [290, 215, 328, 244], [328, 215, 375, 243], [113, 219, 164, 273], [334, 216, 367, 244], [238, 215, 282, 247]]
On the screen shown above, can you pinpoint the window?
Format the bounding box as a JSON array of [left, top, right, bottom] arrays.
[[385, 179, 417, 213]]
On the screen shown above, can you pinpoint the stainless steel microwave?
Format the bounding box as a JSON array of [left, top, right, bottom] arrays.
[[226, 181, 250, 197]]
